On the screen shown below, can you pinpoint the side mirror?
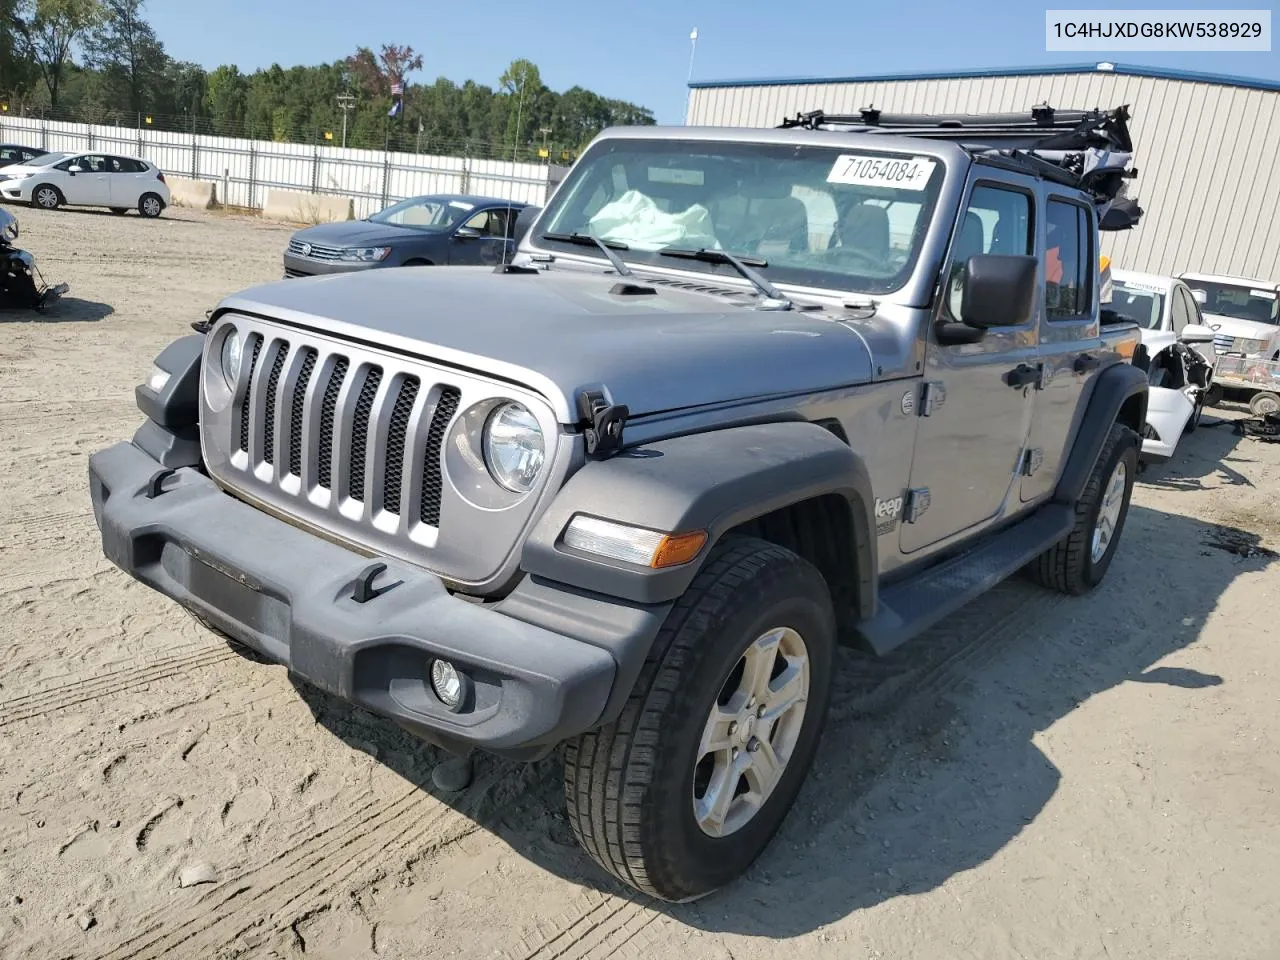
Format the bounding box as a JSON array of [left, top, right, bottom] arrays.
[[512, 205, 542, 245], [67, 166, 82, 175], [959, 254, 1039, 328], [1179, 323, 1216, 345], [453, 225, 482, 240], [1190, 288, 1208, 305]]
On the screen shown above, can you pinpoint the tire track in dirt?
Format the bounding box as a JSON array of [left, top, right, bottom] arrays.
[[84, 763, 515, 960], [0, 644, 241, 727], [497, 580, 1067, 960]]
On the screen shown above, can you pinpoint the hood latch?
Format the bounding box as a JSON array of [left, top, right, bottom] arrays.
[[577, 390, 629, 459]]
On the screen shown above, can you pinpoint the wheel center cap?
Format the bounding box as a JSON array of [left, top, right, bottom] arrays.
[[738, 714, 756, 744]]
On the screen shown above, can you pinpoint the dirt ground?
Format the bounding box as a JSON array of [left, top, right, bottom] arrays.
[[2, 203, 1279, 960]]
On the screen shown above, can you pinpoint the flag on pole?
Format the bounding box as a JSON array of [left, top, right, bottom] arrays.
[[690, 27, 698, 40], [387, 98, 403, 118]]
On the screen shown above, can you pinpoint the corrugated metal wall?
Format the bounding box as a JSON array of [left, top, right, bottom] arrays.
[[688, 72, 1280, 281]]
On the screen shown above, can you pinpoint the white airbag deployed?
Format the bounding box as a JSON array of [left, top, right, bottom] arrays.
[[587, 190, 720, 251]]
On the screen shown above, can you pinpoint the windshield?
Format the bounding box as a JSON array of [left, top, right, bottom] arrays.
[[536, 137, 946, 295], [369, 195, 476, 231], [1110, 282, 1165, 329], [1184, 281, 1278, 326], [23, 151, 68, 167]]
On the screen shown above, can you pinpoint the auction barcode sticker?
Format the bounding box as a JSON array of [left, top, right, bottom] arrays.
[[827, 154, 937, 190]]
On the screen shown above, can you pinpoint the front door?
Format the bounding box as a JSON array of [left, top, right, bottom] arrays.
[[449, 208, 514, 265], [900, 180, 1040, 554], [57, 154, 111, 206], [1021, 196, 1099, 503]]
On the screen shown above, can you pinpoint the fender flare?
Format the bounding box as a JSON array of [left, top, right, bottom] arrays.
[[1054, 360, 1148, 505], [520, 420, 878, 609]]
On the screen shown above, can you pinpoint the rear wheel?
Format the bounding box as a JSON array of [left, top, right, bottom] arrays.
[[564, 537, 836, 902], [1029, 421, 1139, 596], [139, 193, 164, 218], [31, 184, 62, 210]]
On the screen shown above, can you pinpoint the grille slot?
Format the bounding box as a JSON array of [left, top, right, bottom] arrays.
[[420, 387, 461, 527], [288, 348, 318, 477], [347, 367, 383, 503], [316, 357, 349, 490], [236, 334, 263, 453], [381, 377, 420, 515], [261, 343, 290, 466]]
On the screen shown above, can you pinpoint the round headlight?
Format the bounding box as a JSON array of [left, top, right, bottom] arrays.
[[482, 402, 545, 494], [220, 328, 244, 388]]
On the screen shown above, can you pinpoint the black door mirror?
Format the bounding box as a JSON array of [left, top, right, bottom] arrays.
[[512, 205, 541, 245], [959, 254, 1038, 328]]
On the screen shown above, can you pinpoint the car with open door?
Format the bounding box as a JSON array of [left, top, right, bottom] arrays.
[[0, 150, 170, 217], [282, 194, 530, 278], [1106, 264, 1217, 461]]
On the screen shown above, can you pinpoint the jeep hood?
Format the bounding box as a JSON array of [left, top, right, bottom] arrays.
[[217, 267, 875, 423]]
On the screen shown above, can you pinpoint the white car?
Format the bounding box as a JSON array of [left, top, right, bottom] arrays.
[[1108, 268, 1218, 461], [0, 150, 171, 218], [1177, 272, 1280, 361]]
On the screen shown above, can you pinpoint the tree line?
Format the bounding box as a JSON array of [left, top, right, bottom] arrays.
[[0, 0, 656, 161]]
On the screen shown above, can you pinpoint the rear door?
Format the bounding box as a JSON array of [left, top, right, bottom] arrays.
[[1020, 195, 1099, 503], [107, 156, 146, 207]]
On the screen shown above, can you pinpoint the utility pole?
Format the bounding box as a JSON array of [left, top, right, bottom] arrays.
[[336, 93, 356, 148]]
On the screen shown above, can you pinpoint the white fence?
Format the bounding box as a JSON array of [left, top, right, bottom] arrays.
[[0, 116, 568, 218]]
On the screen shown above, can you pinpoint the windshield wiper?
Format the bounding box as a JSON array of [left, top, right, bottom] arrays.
[[541, 232, 632, 276], [658, 248, 791, 308]]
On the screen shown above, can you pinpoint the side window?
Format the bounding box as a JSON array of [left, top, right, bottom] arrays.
[[1045, 199, 1093, 320], [464, 210, 507, 236], [54, 156, 78, 171], [1170, 287, 1193, 334], [946, 184, 1033, 317]]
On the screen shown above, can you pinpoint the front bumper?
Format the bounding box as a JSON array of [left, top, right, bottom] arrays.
[[89, 440, 659, 757]]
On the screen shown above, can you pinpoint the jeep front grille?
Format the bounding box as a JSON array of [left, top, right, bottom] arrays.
[[228, 330, 461, 533], [203, 316, 569, 590]]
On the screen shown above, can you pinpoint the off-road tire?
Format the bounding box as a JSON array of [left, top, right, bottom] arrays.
[[31, 184, 62, 210], [1029, 421, 1139, 596], [563, 537, 836, 903]]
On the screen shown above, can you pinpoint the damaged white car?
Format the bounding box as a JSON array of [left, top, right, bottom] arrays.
[[1105, 266, 1217, 461]]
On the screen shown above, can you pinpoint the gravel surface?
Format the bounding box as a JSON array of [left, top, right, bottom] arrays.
[[2, 203, 1279, 960]]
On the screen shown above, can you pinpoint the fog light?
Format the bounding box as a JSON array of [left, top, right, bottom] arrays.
[[430, 658, 468, 712]]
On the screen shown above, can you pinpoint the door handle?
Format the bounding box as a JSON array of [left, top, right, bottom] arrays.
[[1004, 362, 1042, 389], [1073, 353, 1101, 374]]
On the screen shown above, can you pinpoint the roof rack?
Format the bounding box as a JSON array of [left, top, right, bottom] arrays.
[[778, 104, 1142, 230]]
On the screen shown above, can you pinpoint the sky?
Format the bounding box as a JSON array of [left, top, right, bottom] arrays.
[[144, 0, 1279, 124]]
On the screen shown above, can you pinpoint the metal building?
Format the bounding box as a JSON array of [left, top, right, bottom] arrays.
[[687, 62, 1280, 282]]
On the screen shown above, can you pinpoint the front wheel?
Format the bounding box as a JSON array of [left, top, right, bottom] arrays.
[[564, 537, 836, 902], [1029, 421, 1139, 596], [31, 184, 62, 210]]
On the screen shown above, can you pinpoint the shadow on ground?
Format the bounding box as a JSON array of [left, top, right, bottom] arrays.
[[0, 296, 114, 322], [278, 497, 1270, 937], [1139, 402, 1255, 491]]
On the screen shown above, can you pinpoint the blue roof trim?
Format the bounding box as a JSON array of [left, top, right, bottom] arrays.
[[689, 62, 1280, 94]]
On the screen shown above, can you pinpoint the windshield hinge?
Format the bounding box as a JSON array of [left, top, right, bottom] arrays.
[[191, 310, 213, 335], [577, 390, 629, 459]]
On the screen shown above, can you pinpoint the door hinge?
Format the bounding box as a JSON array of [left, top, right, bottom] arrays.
[[1020, 448, 1045, 476], [920, 380, 947, 417], [905, 487, 931, 523]]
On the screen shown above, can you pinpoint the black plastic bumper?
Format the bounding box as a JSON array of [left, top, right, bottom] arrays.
[[88, 440, 664, 758]]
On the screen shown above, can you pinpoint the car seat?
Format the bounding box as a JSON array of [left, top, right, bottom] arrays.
[[831, 203, 891, 262]]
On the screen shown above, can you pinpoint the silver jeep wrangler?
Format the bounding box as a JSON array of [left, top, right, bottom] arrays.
[[90, 105, 1148, 902]]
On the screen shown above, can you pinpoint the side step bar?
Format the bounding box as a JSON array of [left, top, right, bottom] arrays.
[[855, 504, 1075, 656]]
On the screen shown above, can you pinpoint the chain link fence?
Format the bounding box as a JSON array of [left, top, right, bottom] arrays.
[[0, 114, 571, 218]]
